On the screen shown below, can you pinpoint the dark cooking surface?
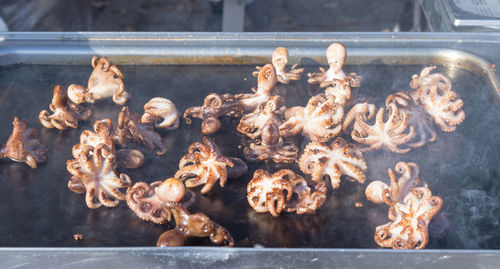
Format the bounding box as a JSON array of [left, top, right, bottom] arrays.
[[0, 63, 498, 249]]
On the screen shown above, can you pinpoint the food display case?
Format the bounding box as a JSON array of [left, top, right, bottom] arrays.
[[0, 32, 499, 268]]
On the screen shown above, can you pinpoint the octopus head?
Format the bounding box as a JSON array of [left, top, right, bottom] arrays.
[[257, 64, 278, 92], [272, 47, 289, 72], [326, 43, 346, 73]]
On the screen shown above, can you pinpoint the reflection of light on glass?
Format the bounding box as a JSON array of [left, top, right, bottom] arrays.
[[439, 50, 469, 80]]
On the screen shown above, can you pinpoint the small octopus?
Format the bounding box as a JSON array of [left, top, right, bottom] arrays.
[[385, 91, 437, 148], [365, 162, 422, 205], [126, 177, 195, 224], [237, 95, 285, 140], [184, 93, 244, 135], [0, 117, 47, 169], [247, 169, 294, 217], [156, 204, 234, 247], [115, 106, 167, 155], [374, 186, 442, 249], [235, 64, 278, 112], [299, 137, 367, 189], [72, 119, 115, 158], [307, 42, 362, 89], [68, 56, 129, 105], [419, 85, 465, 133], [66, 144, 131, 209], [285, 176, 327, 215], [280, 93, 344, 142], [39, 85, 92, 130], [175, 136, 248, 194], [342, 102, 377, 134], [409, 66, 452, 102], [141, 97, 180, 129], [351, 102, 415, 154], [253, 47, 305, 84]]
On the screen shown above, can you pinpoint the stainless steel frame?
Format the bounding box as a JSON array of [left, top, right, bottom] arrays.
[[0, 32, 499, 268]]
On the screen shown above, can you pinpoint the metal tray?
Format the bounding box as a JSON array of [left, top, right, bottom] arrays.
[[0, 32, 499, 268]]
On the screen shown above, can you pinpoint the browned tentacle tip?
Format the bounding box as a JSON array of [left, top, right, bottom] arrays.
[[116, 149, 144, 169], [157, 178, 186, 203]]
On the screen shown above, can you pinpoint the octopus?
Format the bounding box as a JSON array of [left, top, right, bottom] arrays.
[[141, 97, 180, 129], [307, 42, 361, 89], [252, 47, 305, 84], [115, 106, 167, 155], [243, 138, 299, 164], [365, 162, 421, 205], [409, 66, 452, 102], [385, 91, 437, 148], [374, 186, 443, 249], [184, 93, 245, 135], [72, 119, 115, 159], [342, 102, 377, 134], [235, 64, 278, 112], [299, 137, 367, 189], [68, 56, 129, 105], [237, 95, 285, 140], [157, 204, 234, 247], [351, 102, 415, 153], [324, 79, 352, 106], [0, 117, 47, 169], [279, 93, 344, 142], [285, 176, 327, 215], [408, 66, 464, 132], [419, 85, 465, 133], [175, 136, 248, 194], [126, 178, 195, 224], [66, 144, 131, 209], [39, 85, 92, 130], [247, 169, 294, 217]]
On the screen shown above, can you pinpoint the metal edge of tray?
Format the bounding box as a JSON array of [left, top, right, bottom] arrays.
[[0, 32, 498, 98], [0, 32, 500, 268]]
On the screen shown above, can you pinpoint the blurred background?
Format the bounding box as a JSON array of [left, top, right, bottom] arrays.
[[0, 0, 499, 32], [0, 0, 420, 32]]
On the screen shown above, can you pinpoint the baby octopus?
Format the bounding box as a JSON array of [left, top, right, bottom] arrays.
[[184, 93, 244, 135], [285, 176, 327, 215], [299, 137, 367, 189], [374, 186, 442, 249], [141, 97, 180, 129], [409, 66, 452, 102], [419, 85, 465, 133], [239, 96, 298, 163], [126, 178, 195, 224], [115, 107, 166, 155], [0, 117, 47, 169], [307, 42, 361, 89], [39, 85, 91, 130], [66, 144, 131, 209], [236, 64, 278, 112], [157, 204, 234, 247], [408, 66, 465, 132], [280, 93, 344, 142], [68, 56, 129, 105], [253, 47, 305, 84], [247, 169, 294, 217], [175, 137, 247, 194], [72, 119, 115, 158], [365, 162, 422, 205], [351, 102, 415, 154], [385, 91, 437, 148], [237, 95, 285, 140]]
